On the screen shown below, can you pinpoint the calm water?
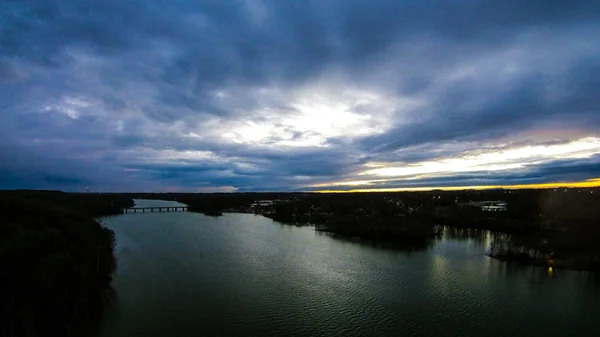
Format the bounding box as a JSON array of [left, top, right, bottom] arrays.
[[96, 200, 600, 336]]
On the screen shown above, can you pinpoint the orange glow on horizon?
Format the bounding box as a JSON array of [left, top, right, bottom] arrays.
[[313, 178, 600, 193]]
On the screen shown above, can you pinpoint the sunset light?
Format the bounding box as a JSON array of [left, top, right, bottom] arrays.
[[4, 1, 600, 335]]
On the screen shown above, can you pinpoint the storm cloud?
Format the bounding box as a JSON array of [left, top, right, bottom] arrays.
[[2, 0, 600, 191]]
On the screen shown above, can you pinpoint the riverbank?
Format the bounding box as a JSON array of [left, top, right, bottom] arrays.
[[134, 193, 600, 272], [121, 191, 600, 271], [0, 190, 133, 337], [489, 253, 600, 272], [261, 211, 441, 245]]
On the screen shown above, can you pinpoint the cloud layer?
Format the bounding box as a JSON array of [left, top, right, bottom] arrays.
[[2, 0, 600, 191]]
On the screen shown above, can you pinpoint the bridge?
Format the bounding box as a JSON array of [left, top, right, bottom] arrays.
[[123, 206, 188, 214]]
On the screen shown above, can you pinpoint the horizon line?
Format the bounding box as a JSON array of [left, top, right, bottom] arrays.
[[314, 178, 600, 193], [3, 177, 600, 194]]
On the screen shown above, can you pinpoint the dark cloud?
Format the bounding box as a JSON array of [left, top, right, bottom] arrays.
[[2, 0, 600, 191]]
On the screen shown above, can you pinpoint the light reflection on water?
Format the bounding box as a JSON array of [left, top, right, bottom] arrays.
[[96, 200, 600, 337]]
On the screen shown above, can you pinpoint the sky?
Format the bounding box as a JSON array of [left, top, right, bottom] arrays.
[[2, 0, 600, 192]]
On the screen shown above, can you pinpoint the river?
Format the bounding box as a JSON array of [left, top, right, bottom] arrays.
[[96, 199, 600, 336]]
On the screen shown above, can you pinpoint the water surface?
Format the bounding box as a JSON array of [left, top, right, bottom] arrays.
[[97, 200, 600, 336]]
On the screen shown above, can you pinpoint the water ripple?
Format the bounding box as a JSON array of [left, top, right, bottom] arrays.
[[97, 201, 600, 337]]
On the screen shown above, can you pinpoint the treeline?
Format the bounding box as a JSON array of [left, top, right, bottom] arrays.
[[240, 188, 600, 261], [135, 191, 440, 244], [428, 189, 600, 258], [0, 191, 134, 337], [123, 189, 600, 265], [127, 189, 600, 253], [0, 190, 134, 217], [260, 193, 441, 244]]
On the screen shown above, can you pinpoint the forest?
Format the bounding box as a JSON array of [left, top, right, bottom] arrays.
[[0, 191, 133, 337]]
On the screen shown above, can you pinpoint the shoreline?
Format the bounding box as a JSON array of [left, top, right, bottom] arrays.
[[0, 191, 132, 337], [145, 204, 600, 272], [488, 254, 599, 272], [221, 210, 600, 272], [251, 211, 600, 272]]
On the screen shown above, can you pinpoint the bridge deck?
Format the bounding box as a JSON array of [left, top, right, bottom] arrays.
[[123, 206, 188, 214]]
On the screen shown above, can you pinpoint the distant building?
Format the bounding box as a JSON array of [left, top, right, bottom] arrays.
[[466, 200, 507, 212]]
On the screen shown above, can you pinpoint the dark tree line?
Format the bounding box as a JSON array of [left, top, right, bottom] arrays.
[[0, 190, 134, 217], [0, 191, 134, 337]]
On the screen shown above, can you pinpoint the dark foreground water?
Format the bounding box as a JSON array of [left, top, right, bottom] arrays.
[[96, 200, 600, 336]]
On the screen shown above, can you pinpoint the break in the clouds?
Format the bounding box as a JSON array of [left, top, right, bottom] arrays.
[[2, 0, 600, 192]]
